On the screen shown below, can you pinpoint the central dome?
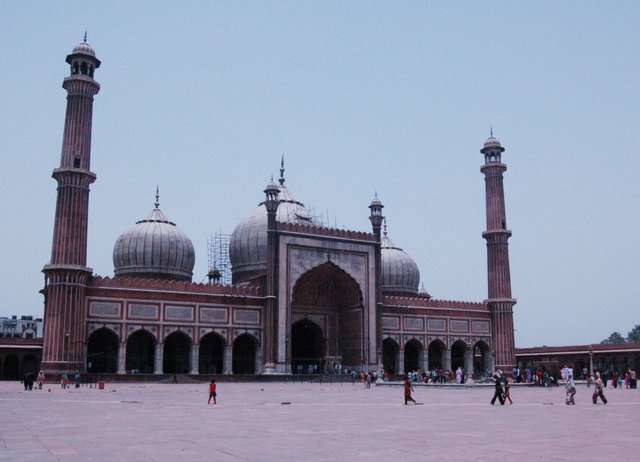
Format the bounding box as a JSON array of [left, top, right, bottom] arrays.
[[230, 168, 320, 283], [113, 195, 195, 281]]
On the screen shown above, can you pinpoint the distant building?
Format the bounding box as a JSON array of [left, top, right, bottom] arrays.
[[39, 40, 517, 377], [0, 315, 43, 339]]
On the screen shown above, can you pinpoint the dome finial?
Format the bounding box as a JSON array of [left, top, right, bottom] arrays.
[[279, 155, 285, 186], [84, 30, 87, 43], [490, 126, 493, 137], [383, 218, 388, 236], [154, 185, 160, 209]]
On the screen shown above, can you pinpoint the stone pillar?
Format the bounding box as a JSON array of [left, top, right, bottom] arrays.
[[117, 342, 126, 374], [223, 344, 233, 375], [397, 349, 405, 376], [589, 347, 594, 376], [154, 344, 163, 374], [419, 349, 428, 372], [465, 346, 474, 382], [255, 346, 264, 375], [190, 344, 199, 375], [443, 349, 451, 372]]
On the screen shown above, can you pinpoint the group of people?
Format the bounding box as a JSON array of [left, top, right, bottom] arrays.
[[59, 371, 81, 389], [402, 367, 468, 384]]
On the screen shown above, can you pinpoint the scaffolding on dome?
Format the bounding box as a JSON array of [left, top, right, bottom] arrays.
[[207, 232, 232, 285]]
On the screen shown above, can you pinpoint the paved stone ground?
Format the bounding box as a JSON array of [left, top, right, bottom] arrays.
[[0, 380, 638, 461]]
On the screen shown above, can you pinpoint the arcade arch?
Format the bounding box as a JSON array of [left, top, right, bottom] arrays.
[[428, 339, 446, 370], [451, 340, 467, 371], [87, 328, 119, 373], [233, 333, 258, 374], [199, 332, 225, 374], [404, 339, 423, 373], [382, 337, 399, 375], [473, 340, 490, 375], [125, 329, 156, 374], [163, 331, 192, 374]]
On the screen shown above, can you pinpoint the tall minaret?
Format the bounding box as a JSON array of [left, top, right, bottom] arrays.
[[41, 37, 101, 375], [480, 131, 516, 373]]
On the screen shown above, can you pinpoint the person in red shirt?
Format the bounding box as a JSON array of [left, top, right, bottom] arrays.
[[404, 376, 416, 405], [208, 380, 217, 405]]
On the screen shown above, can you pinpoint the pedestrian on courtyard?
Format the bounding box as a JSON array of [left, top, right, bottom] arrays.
[[61, 372, 68, 389], [74, 371, 81, 388], [565, 368, 576, 405], [502, 377, 513, 404], [365, 373, 371, 389], [404, 376, 417, 405], [592, 372, 607, 405], [612, 370, 618, 388], [490, 374, 505, 405], [208, 380, 217, 404], [37, 371, 45, 390]]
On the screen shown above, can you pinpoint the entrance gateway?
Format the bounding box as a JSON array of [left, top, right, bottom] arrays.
[[290, 262, 364, 374]]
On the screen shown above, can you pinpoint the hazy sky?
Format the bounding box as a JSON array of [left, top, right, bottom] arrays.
[[1, 2, 638, 347]]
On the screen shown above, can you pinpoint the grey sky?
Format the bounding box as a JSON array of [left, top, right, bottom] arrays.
[[1, 2, 638, 347]]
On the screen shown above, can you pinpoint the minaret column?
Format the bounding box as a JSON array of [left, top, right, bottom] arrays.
[[369, 195, 384, 372], [41, 39, 101, 376], [481, 133, 517, 374], [263, 178, 280, 374]]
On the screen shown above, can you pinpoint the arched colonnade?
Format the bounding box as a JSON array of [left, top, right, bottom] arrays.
[[382, 336, 493, 378], [86, 327, 262, 375]]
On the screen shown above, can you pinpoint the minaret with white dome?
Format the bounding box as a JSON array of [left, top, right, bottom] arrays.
[[41, 37, 101, 374], [481, 131, 517, 373]]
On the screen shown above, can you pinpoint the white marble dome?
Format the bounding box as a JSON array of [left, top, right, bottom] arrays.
[[381, 230, 420, 295], [230, 177, 319, 283], [113, 201, 195, 281]]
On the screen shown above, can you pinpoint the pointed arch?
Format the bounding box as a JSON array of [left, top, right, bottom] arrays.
[[233, 333, 258, 374], [428, 339, 446, 370], [404, 339, 423, 373], [291, 319, 324, 374], [87, 327, 119, 373], [163, 331, 192, 374], [199, 332, 226, 374], [126, 329, 156, 374], [383, 337, 400, 375], [451, 339, 467, 371]]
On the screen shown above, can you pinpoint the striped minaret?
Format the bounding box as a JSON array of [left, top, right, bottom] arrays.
[[481, 131, 517, 373], [41, 38, 101, 375]]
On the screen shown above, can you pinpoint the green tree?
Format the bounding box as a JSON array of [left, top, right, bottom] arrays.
[[601, 332, 627, 344], [627, 324, 640, 343]]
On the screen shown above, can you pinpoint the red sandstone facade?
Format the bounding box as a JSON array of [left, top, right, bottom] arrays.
[[40, 41, 517, 378]]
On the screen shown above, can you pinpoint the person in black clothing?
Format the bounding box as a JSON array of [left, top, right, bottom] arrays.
[[490, 374, 505, 405]]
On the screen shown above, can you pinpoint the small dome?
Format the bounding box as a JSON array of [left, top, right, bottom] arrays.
[[230, 181, 320, 283], [72, 41, 96, 57], [113, 201, 195, 281], [381, 230, 420, 295], [483, 135, 502, 149]]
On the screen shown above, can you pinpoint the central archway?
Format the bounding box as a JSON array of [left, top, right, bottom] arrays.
[[199, 332, 225, 374], [291, 319, 324, 374], [291, 262, 364, 369]]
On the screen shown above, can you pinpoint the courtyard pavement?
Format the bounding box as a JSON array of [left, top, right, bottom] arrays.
[[0, 380, 638, 461]]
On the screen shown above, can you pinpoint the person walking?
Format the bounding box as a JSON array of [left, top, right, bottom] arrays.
[[592, 372, 608, 404], [61, 372, 68, 389], [490, 374, 505, 405], [404, 376, 417, 405], [208, 380, 217, 404], [502, 377, 513, 404], [74, 371, 81, 388], [565, 368, 576, 405], [37, 371, 45, 390]]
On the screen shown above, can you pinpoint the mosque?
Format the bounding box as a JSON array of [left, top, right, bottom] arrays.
[[40, 39, 517, 378]]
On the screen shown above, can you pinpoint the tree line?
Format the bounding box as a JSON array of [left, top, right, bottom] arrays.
[[601, 324, 640, 344]]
